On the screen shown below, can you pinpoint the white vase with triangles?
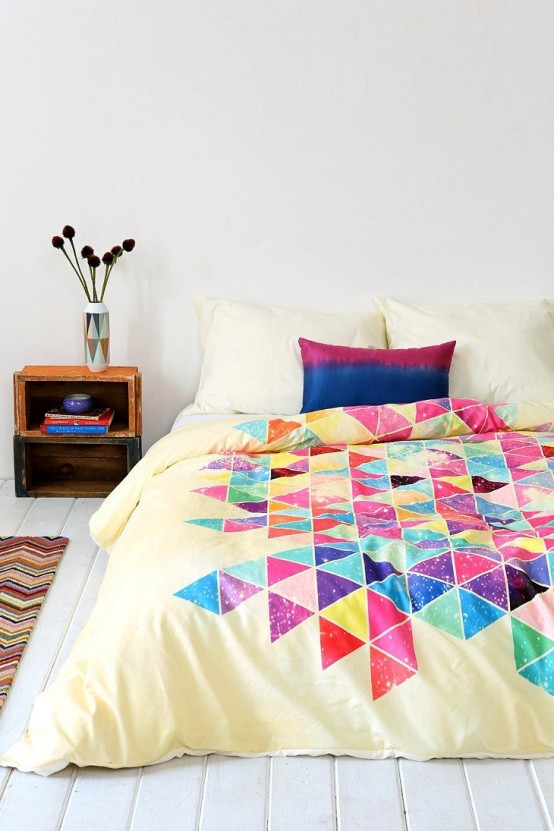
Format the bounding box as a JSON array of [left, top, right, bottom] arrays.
[[83, 301, 110, 373]]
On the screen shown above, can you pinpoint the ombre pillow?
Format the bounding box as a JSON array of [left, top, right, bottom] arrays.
[[299, 338, 456, 412]]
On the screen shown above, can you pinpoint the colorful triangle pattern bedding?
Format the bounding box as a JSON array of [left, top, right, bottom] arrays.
[[0, 536, 69, 708], [177, 399, 554, 701]]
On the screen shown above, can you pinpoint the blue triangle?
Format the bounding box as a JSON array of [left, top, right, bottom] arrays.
[[370, 573, 411, 614], [174, 570, 220, 614], [459, 588, 505, 639], [186, 518, 224, 532], [234, 420, 268, 443], [408, 573, 453, 612], [315, 543, 358, 565]]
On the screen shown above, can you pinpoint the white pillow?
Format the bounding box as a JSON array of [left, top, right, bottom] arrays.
[[193, 297, 387, 414], [374, 297, 554, 402]]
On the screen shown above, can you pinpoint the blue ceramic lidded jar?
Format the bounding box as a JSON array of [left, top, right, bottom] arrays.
[[63, 393, 93, 415]]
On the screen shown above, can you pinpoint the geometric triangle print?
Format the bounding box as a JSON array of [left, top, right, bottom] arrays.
[[464, 566, 508, 610], [224, 556, 268, 587], [273, 568, 318, 612], [219, 572, 263, 614], [316, 570, 361, 611], [268, 592, 313, 642], [367, 589, 408, 641], [370, 645, 416, 700], [511, 616, 554, 670], [370, 574, 411, 615], [270, 546, 315, 567], [267, 557, 309, 586], [372, 619, 417, 669], [512, 590, 554, 640], [505, 564, 549, 611], [174, 571, 220, 615], [320, 588, 369, 642], [518, 649, 554, 695], [410, 551, 455, 583], [453, 550, 499, 584], [318, 552, 365, 585], [319, 617, 365, 669], [415, 588, 464, 640], [459, 588, 505, 639], [408, 573, 453, 613]]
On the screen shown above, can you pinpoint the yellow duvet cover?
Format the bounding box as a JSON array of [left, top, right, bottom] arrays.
[[1, 398, 553, 774]]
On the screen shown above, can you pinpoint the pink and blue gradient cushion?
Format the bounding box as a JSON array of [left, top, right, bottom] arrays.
[[299, 338, 456, 412]]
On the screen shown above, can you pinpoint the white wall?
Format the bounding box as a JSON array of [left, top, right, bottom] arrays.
[[1, 0, 553, 478]]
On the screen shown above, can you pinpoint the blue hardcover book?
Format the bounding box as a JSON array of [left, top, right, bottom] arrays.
[[41, 424, 109, 435]]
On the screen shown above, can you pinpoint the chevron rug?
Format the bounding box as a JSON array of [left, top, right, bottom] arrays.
[[0, 536, 69, 709]]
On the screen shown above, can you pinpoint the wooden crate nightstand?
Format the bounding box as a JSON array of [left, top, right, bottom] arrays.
[[13, 365, 142, 498]]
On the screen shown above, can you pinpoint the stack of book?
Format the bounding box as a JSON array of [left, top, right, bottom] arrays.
[[40, 408, 115, 435]]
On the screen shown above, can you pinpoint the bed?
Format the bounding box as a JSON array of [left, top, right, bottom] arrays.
[[0, 298, 553, 775]]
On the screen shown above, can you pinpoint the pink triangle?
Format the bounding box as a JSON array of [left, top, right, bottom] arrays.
[[373, 619, 418, 669], [367, 589, 408, 640], [512, 590, 554, 639], [267, 556, 309, 585], [278, 488, 310, 508], [454, 551, 498, 583], [345, 405, 380, 435], [272, 568, 318, 612], [194, 485, 228, 501], [268, 593, 313, 641], [415, 401, 449, 423], [219, 572, 262, 614]]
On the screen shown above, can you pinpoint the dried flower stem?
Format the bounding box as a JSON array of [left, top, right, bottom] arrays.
[[60, 245, 91, 301], [100, 251, 121, 301], [89, 263, 98, 302]]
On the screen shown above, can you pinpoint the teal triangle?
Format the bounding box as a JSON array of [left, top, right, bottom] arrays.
[[371, 573, 411, 614], [186, 518, 224, 532], [518, 649, 554, 695], [273, 519, 312, 532], [272, 546, 314, 566], [318, 552, 364, 584], [234, 420, 268, 443], [318, 467, 350, 478], [459, 588, 505, 639], [297, 428, 322, 448], [225, 556, 267, 587], [174, 570, 220, 614]]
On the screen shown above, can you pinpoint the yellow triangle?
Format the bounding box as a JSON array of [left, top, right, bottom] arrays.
[[320, 588, 368, 641]]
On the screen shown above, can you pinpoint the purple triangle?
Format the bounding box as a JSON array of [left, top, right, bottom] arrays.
[[464, 566, 508, 610], [219, 572, 262, 614], [363, 554, 400, 585], [268, 592, 313, 641], [505, 563, 549, 611], [235, 500, 268, 514], [446, 520, 473, 535], [440, 494, 476, 514], [316, 570, 360, 610], [410, 552, 455, 583], [509, 555, 550, 587]]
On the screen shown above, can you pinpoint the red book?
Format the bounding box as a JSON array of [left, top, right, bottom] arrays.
[[42, 409, 115, 427]]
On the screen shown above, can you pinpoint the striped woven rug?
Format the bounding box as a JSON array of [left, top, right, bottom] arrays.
[[0, 536, 69, 709]]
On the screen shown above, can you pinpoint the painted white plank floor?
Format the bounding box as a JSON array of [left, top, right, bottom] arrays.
[[0, 480, 551, 831]]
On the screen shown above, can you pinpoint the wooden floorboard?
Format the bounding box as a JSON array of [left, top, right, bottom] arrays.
[[270, 756, 337, 831], [0, 485, 552, 831], [200, 756, 269, 831], [464, 759, 548, 831], [335, 757, 406, 831], [129, 756, 206, 831]]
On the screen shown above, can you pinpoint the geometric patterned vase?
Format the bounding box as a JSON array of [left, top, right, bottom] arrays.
[[83, 301, 110, 373]]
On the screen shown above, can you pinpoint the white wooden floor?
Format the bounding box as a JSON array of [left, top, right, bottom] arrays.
[[0, 479, 552, 831]]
